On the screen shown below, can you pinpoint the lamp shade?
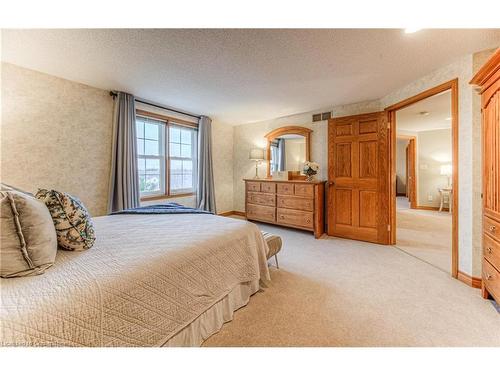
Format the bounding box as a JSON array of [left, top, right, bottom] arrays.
[[249, 148, 265, 161], [440, 164, 452, 176]]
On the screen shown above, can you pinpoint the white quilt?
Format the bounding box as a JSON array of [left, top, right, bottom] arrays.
[[0, 214, 269, 346]]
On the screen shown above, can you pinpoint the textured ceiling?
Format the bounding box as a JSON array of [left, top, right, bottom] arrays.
[[397, 90, 452, 133], [2, 29, 499, 124]]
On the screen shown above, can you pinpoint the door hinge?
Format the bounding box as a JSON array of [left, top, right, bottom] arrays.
[[387, 224, 391, 231], [387, 122, 391, 129]]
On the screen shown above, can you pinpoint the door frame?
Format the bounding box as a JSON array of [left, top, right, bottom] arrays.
[[385, 79, 459, 278]]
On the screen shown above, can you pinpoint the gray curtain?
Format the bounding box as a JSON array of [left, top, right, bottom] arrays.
[[108, 92, 140, 213], [196, 116, 216, 213], [278, 138, 286, 171]]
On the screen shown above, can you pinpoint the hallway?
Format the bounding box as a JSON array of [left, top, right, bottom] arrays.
[[396, 197, 452, 273]]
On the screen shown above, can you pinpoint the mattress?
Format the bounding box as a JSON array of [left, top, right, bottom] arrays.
[[0, 214, 270, 346]]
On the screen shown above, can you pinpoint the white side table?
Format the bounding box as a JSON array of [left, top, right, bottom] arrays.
[[438, 187, 453, 214]]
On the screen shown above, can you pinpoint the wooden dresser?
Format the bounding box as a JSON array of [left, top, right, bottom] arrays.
[[244, 179, 325, 238], [471, 49, 500, 303]]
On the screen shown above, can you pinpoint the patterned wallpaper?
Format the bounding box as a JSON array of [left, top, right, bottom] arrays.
[[1, 63, 114, 216]]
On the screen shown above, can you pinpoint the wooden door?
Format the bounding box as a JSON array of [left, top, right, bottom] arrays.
[[407, 138, 417, 208], [327, 111, 390, 244]]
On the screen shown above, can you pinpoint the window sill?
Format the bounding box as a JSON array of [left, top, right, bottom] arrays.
[[140, 192, 195, 202]]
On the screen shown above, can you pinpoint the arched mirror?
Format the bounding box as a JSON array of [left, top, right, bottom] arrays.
[[265, 126, 312, 178]]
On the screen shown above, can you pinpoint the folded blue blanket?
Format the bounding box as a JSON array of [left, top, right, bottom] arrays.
[[110, 203, 212, 215]]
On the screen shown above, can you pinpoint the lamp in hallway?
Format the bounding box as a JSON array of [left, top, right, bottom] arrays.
[[440, 164, 452, 188], [249, 148, 265, 179]]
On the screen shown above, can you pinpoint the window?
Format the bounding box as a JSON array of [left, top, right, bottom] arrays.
[[169, 125, 197, 194], [136, 114, 197, 198]]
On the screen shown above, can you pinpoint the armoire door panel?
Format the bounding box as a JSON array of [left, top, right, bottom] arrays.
[[327, 111, 389, 244]]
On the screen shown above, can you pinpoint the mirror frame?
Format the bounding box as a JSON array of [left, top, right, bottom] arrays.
[[264, 126, 313, 178]]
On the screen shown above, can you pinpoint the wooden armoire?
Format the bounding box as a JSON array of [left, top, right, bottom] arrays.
[[470, 49, 500, 303]]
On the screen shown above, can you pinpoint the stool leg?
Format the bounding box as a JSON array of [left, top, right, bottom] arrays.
[[275, 254, 279, 269]]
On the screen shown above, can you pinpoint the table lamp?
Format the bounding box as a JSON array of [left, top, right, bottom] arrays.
[[249, 149, 265, 179]]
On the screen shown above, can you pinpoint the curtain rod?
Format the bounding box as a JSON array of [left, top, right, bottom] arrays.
[[109, 91, 201, 120]]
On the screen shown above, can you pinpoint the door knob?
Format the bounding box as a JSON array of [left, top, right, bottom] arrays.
[[486, 247, 493, 254], [328, 181, 335, 186]]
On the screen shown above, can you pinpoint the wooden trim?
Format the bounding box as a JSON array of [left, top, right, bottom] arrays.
[[264, 126, 312, 178], [386, 78, 459, 279], [470, 48, 500, 89], [136, 109, 198, 128], [140, 192, 194, 202], [457, 271, 482, 289], [218, 210, 246, 217], [385, 79, 459, 112]]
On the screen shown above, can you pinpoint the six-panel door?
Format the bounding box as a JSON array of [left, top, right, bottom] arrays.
[[327, 111, 389, 244]]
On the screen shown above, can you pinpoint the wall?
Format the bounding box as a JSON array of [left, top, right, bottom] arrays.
[[1, 62, 114, 216], [1, 63, 234, 215], [395, 138, 408, 195], [232, 100, 381, 212], [416, 129, 452, 207]]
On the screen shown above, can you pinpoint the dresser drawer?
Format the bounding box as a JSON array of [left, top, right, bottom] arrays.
[[277, 183, 294, 195], [260, 182, 276, 194], [294, 184, 314, 198], [277, 195, 314, 212], [247, 204, 275, 222], [483, 234, 500, 270], [277, 208, 313, 229], [484, 216, 500, 243], [247, 192, 276, 207], [483, 259, 500, 302], [246, 181, 261, 192]]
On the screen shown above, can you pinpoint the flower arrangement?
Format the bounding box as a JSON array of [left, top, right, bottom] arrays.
[[303, 161, 319, 181]]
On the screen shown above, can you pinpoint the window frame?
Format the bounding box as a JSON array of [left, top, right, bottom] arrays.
[[136, 109, 198, 201]]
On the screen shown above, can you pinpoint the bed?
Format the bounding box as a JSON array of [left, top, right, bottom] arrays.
[[0, 213, 270, 346]]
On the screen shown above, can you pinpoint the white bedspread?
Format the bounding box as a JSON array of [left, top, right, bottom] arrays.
[[0, 214, 269, 347]]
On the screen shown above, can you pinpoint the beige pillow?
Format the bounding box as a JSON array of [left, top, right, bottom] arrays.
[[0, 190, 57, 278]]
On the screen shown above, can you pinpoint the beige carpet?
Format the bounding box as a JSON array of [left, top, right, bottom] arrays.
[[203, 218, 500, 347], [396, 197, 452, 273]]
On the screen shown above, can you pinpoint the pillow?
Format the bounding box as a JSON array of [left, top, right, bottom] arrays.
[[0, 182, 34, 196], [35, 189, 96, 251], [0, 190, 57, 278]]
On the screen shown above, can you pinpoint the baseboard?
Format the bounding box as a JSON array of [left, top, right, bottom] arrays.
[[457, 271, 482, 289], [218, 210, 246, 217], [396, 193, 406, 197], [414, 205, 449, 212]]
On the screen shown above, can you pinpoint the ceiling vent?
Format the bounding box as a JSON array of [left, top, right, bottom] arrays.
[[312, 112, 332, 122], [312, 113, 322, 122]]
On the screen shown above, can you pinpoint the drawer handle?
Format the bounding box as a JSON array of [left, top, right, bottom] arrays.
[[490, 225, 497, 233], [486, 247, 493, 254]]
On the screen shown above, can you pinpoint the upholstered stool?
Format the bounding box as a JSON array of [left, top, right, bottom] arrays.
[[261, 231, 282, 268]]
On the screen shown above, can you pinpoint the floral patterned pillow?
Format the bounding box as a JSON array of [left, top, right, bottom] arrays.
[[35, 189, 96, 251]]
